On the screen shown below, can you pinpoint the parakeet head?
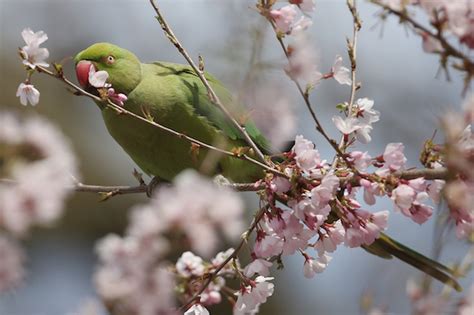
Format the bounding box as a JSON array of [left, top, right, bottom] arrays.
[[74, 43, 142, 94]]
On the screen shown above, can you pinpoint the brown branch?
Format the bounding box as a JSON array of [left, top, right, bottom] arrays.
[[395, 167, 449, 181], [34, 65, 286, 179], [148, 0, 268, 164], [333, 0, 362, 168], [269, 23, 346, 159], [370, 0, 474, 69]]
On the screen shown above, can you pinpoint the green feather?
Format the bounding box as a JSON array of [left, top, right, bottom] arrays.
[[75, 43, 269, 181]]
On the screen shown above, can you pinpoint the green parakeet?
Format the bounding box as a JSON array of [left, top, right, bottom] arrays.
[[74, 43, 461, 291]]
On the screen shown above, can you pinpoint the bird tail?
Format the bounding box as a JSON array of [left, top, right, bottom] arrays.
[[363, 232, 462, 292]]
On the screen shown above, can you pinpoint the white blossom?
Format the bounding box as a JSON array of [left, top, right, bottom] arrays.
[[332, 55, 352, 85], [20, 28, 49, 68], [16, 83, 40, 106]]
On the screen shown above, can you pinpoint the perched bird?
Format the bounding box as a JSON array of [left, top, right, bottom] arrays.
[[74, 43, 461, 291], [75, 42, 270, 183]]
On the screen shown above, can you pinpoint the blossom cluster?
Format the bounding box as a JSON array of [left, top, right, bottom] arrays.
[[16, 27, 128, 108], [94, 170, 246, 314], [260, 0, 352, 88], [0, 112, 78, 292]]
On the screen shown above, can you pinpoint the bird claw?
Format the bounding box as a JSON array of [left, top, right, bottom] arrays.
[[146, 176, 162, 197]]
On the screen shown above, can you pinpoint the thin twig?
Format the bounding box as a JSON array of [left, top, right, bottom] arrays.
[[180, 206, 267, 311], [34, 65, 287, 179], [149, 0, 268, 164], [370, 0, 474, 69], [333, 0, 362, 169], [271, 24, 345, 159]]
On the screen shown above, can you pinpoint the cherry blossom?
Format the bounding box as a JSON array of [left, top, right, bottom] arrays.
[[314, 221, 345, 255], [349, 151, 372, 172], [88, 66, 110, 88], [244, 259, 273, 277], [107, 88, 128, 106], [0, 112, 78, 236], [270, 5, 298, 34], [303, 253, 332, 278], [234, 276, 274, 315], [176, 251, 205, 277], [16, 82, 40, 106], [20, 28, 49, 69], [382, 142, 407, 171], [331, 55, 352, 85], [292, 135, 322, 172]]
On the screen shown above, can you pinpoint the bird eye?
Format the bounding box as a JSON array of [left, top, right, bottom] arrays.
[[106, 55, 115, 64]]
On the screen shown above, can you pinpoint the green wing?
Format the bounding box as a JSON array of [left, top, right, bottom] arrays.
[[151, 62, 272, 154]]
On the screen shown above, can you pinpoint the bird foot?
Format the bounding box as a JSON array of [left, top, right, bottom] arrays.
[[146, 176, 163, 197]]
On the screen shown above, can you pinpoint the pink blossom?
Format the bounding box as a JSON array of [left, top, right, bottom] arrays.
[[292, 135, 321, 172], [391, 184, 416, 212], [314, 221, 345, 254], [383, 143, 407, 171], [270, 5, 298, 34], [234, 276, 274, 315], [176, 251, 205, 277], [344, 210, 388, 247], [200, 282, 223, 306], [427, 179, 445, 204], [360, 179, 383, 205], [311, 174, 339, 208], [331, 55, 352, 85], [349, 151, 372, 172], [244, 259, 273, 277], [137, 170, 244, 257], [408, 177, 427, 192], [303, 253, 332, 278], [270, 175, 292, 194], [275, 212, 314, 256], [107, 88, 128, 107], [0, 113, 78, 236], [254, 233, 284, 258], [293, 198, 330, 229]]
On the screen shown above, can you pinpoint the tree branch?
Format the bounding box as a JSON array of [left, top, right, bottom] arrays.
[[149, 0, 268, 164], [34, 65, 286, 179], [370, 0, 474, 70]]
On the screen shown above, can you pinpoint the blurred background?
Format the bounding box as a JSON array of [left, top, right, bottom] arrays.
[[0, 0, 472, 314]]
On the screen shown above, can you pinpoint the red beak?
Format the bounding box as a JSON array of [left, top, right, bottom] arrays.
[[75, 60, 94, 88]]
